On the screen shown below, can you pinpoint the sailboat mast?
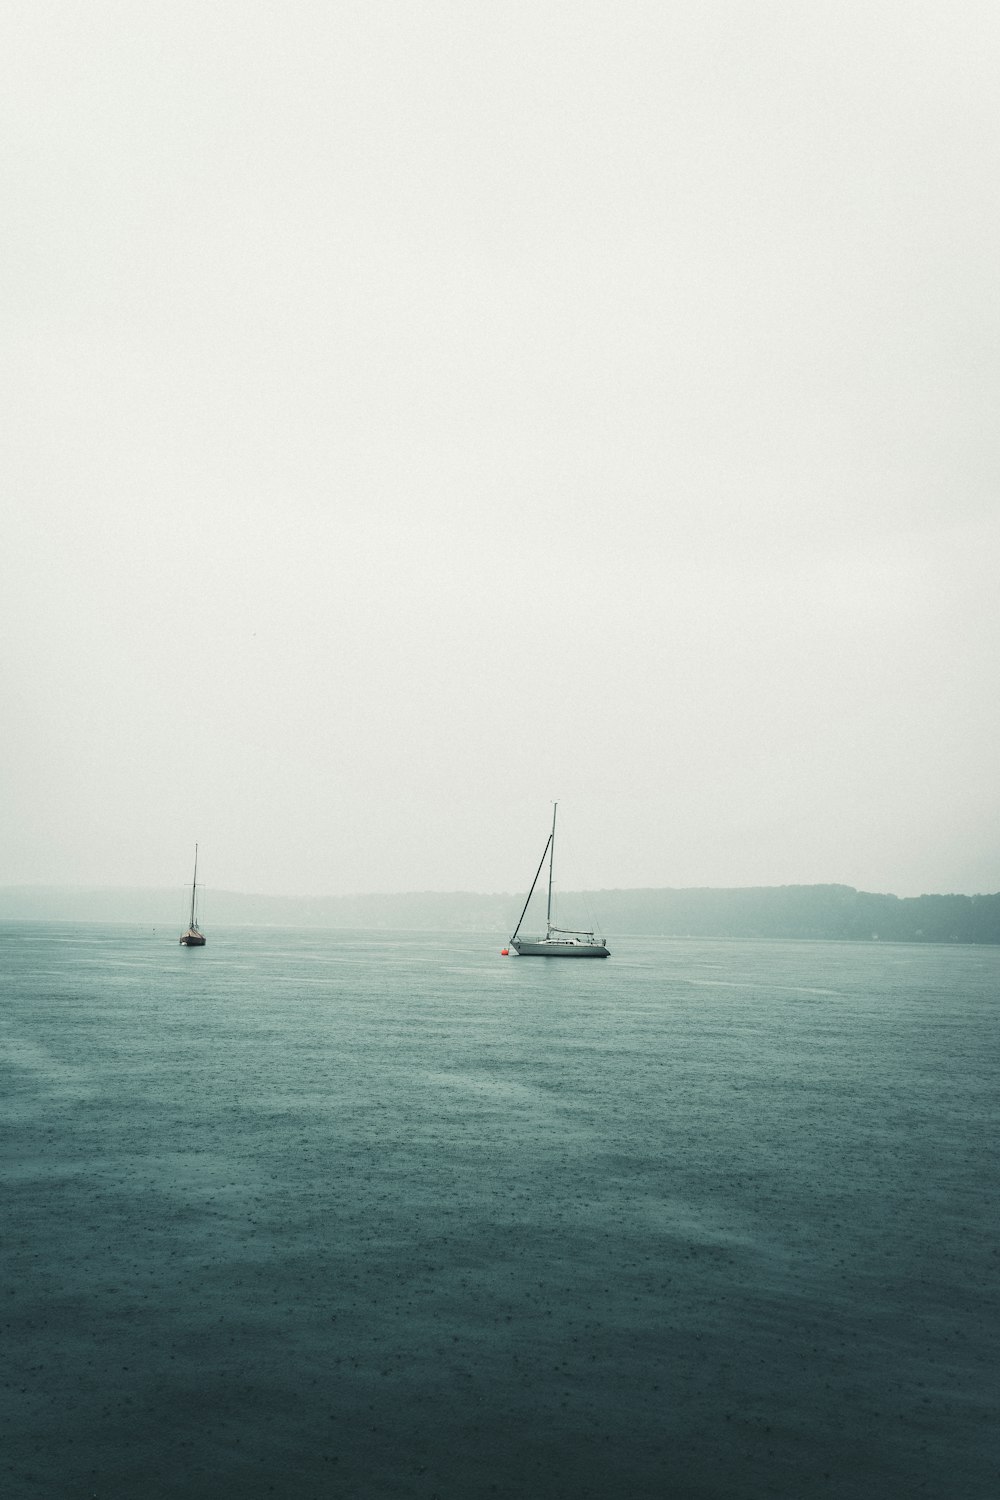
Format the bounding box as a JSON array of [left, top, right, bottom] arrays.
[[190, 843, 199, 928], [546, 803, 557, 935]]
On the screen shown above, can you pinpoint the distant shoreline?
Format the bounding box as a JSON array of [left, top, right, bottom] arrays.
[[2, 883, 998, 944]]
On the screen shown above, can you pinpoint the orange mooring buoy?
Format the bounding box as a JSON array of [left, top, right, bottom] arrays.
[[501, 948, 509, 956]]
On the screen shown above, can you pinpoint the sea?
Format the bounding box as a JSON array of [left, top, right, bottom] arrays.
[[2, 924, 997, 1499]]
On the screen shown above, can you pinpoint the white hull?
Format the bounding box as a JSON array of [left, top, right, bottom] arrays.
[[512, 938, 609, 958]]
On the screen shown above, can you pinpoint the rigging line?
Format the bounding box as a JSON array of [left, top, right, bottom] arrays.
[[510, 834, 552, 943], [578, 884, 601, 937]]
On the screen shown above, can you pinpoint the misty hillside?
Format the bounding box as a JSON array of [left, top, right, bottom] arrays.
[[2, 884, 999, 944]]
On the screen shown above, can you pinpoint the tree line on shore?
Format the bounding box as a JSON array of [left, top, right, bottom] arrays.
[[584, 884, 1000, 944], [2, 882, 999, 942]]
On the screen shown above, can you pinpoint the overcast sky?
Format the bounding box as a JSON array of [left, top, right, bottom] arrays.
[[3, 1, 999, 900]]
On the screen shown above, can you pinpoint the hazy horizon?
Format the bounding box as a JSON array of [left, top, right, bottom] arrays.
[[2, 873, 997, 903], [4, 4, 999, 902]]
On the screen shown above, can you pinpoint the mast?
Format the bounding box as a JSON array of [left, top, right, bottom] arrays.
[[189, 843, 199, 929], [546, 802, 557, 937]]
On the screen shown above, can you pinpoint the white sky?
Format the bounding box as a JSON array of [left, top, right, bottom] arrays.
[[3, 2, 999, 898]]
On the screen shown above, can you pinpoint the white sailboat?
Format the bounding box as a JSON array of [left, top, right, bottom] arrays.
[[506, 804, 610, 957], [179, 844, 206, 946]]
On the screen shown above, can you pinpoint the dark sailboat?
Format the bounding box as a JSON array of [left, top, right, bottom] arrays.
[[507, 804, 610, 957], [179, 844, 206, 946]]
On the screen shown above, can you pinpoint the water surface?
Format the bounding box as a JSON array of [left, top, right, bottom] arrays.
[[2, 925, 997, 1497]]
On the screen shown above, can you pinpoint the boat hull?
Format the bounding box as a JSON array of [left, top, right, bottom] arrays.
[[512, 939, 610, 958], [179, 929, 206, 947]]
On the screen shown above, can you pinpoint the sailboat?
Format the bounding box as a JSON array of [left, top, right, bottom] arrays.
[[179, 844, 206, 946], [507, 804, 610, 957]]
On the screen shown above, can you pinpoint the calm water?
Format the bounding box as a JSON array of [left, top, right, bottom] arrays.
[[2, 924, 997, 1499]]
